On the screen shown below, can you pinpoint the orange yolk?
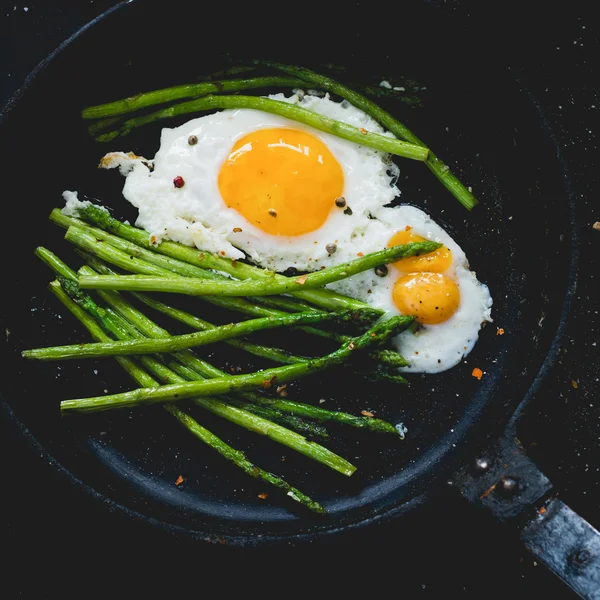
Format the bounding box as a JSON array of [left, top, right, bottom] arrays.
[[392, 272, 460, 324], [218, 127, 344, 236], [388, 229, 452, 273]]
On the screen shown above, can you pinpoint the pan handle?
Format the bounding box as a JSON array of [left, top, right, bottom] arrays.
[[456, 428, 600, 599]]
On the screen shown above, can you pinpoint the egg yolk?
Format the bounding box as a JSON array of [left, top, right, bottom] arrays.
[[388, 229, 452, 273], [218, 128, 344, 236], [392, 272, 460, 324]]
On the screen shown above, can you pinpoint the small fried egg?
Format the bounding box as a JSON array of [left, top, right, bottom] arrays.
[[328, 205, 493, 373]]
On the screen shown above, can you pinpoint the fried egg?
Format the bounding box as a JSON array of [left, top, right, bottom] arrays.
[[96, 92, 492, 374], [103, 92, 399, 271], [327, 205, 493, 373]]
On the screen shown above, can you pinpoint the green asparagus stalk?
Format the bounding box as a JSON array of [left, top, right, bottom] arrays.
[[60, 315, 413, 414], [94, 95, 429, 162], [22, 307, 378, 361], [47, 280, 327, 512], [260, 61, 478, 211], [81, 76, 306, 120], [76, 241, 441, 297]]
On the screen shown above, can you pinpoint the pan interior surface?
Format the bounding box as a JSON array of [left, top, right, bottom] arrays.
[[0, 1, 575, 541]]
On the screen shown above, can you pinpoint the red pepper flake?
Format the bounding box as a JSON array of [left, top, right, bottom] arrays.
[[262, 376, 276, 389], [220, 251, 226, 256], [361, 410, 374, 417], [173, 176, 185, 188], [479, 482, 497, 499], [233, 227, 242, 233], [572, 380, 578, 389], [538, 506, 547, 515], [359, 128, 368, 135], [295, 274, 308, 285], [149, 235, 158, 246], [175, 475, 184, 486], [258, 493, 269, 500], [472, 367, 483, 380], [231, 259, 237, 267], [405, 225, 412, 231], [496, 327, 505, 336], [357, 252, 364, 257]]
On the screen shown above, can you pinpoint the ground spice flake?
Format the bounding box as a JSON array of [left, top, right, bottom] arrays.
[[361, 410, 374, 417], [295, 275, 308, 285], [472, 367, 483, 380], [175, 475, 184, 486]]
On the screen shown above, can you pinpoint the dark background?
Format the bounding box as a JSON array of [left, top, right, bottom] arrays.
[[1, 2, 598, 597]]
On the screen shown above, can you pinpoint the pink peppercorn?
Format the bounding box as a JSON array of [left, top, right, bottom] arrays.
[[173, 176, 185, 188]]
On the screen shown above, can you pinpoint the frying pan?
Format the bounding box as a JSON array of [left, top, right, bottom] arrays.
[[0, 1, 597, 596]]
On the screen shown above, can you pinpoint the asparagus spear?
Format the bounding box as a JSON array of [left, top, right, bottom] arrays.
[[81, 76, 305, 120], [47, 280, 327, 512], [22, 306, 378, 361], [260, 61, 478, 211], [60, 315, 413, 414], [94, 95, 429, 162], [76, 241, 441, 297]]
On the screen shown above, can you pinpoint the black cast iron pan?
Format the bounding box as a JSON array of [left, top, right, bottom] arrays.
[[0, 1, 597, 596]]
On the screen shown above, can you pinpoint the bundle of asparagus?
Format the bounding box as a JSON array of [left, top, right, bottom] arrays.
[[22, 203, 441, 513]]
